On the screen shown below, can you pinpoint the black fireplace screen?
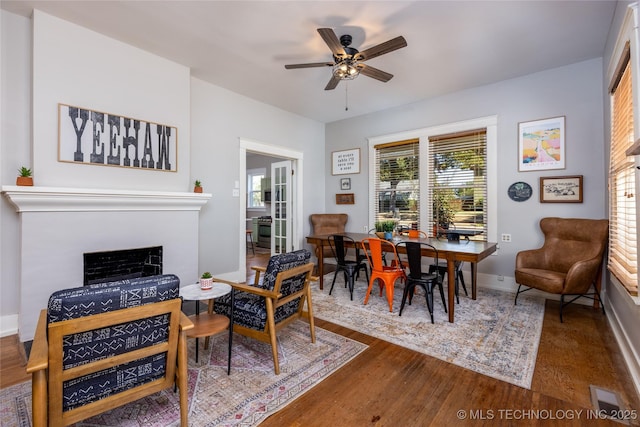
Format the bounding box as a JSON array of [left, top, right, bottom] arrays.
[[83, 246, 162, 285]]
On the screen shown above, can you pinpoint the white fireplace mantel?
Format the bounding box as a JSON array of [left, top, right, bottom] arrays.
[[1, 185, 212, 212], [3, 185, 211, 341]]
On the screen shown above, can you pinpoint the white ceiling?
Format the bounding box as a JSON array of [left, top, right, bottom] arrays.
[[2, 1, 617, 123]]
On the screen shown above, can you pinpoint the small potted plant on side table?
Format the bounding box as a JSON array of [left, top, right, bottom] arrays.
[[200, 271, 213, 290], [16, 167, 33, 186]]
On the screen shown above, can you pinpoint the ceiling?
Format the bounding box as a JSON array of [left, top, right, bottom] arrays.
[[2, 1, 617, 123]]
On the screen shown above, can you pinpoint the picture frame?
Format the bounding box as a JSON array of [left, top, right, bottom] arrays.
[[518, 116, 565, 172], [540, 175, 583, 203], [336, 193, 355, 205], [332, 148, 360, 175], [340, 177, 351, 190]]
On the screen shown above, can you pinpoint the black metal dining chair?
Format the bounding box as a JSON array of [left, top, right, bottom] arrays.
[[328, 234, 369, 300], [396, 241, 447, 323]]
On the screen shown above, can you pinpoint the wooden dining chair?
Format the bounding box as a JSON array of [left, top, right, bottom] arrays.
[[361, 238, 406, 312]]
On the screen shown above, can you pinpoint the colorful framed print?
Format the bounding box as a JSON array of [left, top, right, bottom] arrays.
[[518, 116, 565, 172]]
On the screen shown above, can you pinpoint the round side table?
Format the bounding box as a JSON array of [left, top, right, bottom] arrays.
[[180, 282, 234, 374]]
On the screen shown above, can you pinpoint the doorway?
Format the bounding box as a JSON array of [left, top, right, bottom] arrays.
[[239, 138, 304, 280]]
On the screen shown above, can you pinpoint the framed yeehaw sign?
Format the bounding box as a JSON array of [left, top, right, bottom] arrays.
[[58, 103, 178, 172]]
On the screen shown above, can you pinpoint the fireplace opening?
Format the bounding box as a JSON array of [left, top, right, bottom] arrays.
[[83, 246, 163, 285]]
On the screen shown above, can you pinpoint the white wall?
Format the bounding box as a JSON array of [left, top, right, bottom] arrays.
[[190, 79, 325, 277], [0, 9, 327, 337]]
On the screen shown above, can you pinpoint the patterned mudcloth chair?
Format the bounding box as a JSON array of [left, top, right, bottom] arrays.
[[26, 274, 193, 427], [215, 249, 316, 375]]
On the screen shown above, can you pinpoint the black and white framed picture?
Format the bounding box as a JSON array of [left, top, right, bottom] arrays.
[[58, 103, 178, 172], [340, 177, 351, 190]]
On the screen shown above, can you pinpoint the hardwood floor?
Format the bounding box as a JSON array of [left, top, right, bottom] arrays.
[[2, 251, 638, 426]]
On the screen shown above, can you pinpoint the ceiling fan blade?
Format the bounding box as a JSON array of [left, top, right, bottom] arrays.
[[324, 74, 341, 90], [358, 64, 393, 82], [356, 36, 407, 61], [285, 62, 333, 69], [317, 28, 346, 58]]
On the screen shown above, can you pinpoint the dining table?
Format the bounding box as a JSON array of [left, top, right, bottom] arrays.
[[306, 232, 498, 323]]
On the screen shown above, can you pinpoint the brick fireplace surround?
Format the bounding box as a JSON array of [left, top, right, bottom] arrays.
[[2, 186, 211, 342]]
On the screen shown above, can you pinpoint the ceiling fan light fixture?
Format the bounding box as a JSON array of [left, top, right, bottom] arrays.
[[333, 59, 359, 80]]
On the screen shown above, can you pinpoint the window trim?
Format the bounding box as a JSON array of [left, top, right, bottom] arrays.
[[606, 2, 640, 301], [368, 116, 498, 243], [247, 167, 266, 210]]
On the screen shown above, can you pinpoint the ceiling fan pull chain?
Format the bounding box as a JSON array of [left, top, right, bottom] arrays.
[[345, 81, 349, 111]]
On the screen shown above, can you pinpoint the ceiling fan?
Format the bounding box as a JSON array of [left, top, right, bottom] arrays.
[[285, 28, 407, 90]]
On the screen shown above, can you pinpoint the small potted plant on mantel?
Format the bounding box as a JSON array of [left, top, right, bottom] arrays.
[[200, 271, 213, 290], [194, 180, 203, 193], [16, 167, 33, 186]]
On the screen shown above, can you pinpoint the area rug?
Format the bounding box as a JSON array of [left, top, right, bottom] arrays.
[[313, 273, 545, 389], [0, 320, 367, 427]]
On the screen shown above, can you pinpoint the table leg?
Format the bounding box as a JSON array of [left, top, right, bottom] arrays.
[[471, 262, 477, 300], [317, 244, 325, 290], [194, 300, 200, 363], [447, 255, 456, 323], [227, 290, 234, 375]]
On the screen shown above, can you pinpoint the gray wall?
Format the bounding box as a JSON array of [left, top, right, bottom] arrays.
[[325, 58, 606, 280]]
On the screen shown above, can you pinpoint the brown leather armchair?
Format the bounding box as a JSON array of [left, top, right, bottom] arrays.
[[309, 213, 348, 267], [514, 217, 608, 322]]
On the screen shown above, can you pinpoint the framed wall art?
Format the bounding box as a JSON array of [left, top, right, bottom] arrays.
[[332, 148, 360, 175], [58, 103, 178, 172], [540, 175, 583, 203], [340, 177, 351, 190], [336, 193, 355, 205], [518, 116, 565, 172]]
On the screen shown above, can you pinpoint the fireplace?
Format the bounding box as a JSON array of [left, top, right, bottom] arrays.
[[2, 185, 211, 341], [84, 246, 163, 285]]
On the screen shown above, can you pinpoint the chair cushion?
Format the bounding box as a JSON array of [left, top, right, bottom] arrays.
[[46, 274, 180, 411], [515, 267, 566, 294], [215, 250, 311, 329]]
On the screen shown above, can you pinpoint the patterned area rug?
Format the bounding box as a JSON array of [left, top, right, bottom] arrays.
[[314, 273, 545, 389], [0, 320, 366, 426]]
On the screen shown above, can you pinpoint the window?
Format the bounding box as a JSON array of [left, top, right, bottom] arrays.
[[428, 129, 487, 240], [373, 139, 419, 230], [608, 42, 638, 296], [247, 168, 265, 208], [368, 116, 497, 241]]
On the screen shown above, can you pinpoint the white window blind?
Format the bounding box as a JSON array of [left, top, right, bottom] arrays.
[[373, 139, 420, 230], [608, 44, 637, 296], [428, 129, 487, 240]]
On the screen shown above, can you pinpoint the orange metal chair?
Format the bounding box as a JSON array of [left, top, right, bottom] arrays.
[[361, 238, 406, 312], [400, 229, 428, 239]]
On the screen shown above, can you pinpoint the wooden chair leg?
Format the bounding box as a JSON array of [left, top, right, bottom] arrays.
[[265, 299, 280, 375], [177, 331, 189, 427]]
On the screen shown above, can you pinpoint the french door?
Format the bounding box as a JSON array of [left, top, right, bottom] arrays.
[[271, 160, 292, 254]]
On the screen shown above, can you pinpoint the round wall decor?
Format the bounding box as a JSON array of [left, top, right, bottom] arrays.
[[508, 181, 533, 202]]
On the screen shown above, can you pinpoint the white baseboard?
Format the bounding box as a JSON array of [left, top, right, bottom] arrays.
[[604, 298, 640, 399], [0, 314, 18, 337]]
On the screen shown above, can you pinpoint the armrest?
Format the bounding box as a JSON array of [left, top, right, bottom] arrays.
[[564, 256, 603, 294], [515, 248, 546, 269], [232, 282, 282, 299], [179, 312, 194, 331], [26, 310, 48, 374]]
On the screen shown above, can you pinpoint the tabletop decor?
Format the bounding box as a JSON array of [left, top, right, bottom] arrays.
[[332, 148, 360, 175], [58, 103, 177, 172], [518, 116, 565, 171], [200, 271, 213, 290], [540, 175, 583, 203]]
